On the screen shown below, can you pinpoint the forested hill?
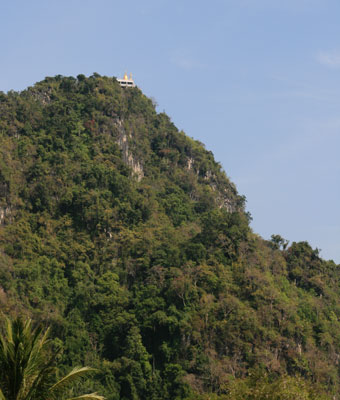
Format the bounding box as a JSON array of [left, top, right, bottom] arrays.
[[0, 74, 339, 399]]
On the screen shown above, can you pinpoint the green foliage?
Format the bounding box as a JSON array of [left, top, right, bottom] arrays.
[[224, 372, 328, 400], [0, 74, 338, 399], [0, 316, 104, 400]]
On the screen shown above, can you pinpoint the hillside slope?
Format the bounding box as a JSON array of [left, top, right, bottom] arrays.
[[0, 74, 339, 399]]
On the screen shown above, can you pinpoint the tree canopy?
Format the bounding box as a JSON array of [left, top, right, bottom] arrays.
[[0, 74, 338, 399]]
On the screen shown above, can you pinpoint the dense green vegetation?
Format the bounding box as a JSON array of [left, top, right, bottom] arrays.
[[0, 74, 339, 399], [0, 316, 104, 400]]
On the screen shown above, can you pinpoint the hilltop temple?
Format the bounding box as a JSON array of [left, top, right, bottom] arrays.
[[117, 72, 135, 88]]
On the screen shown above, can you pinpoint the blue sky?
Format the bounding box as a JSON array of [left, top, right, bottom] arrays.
[[1, 0, 339, 262]]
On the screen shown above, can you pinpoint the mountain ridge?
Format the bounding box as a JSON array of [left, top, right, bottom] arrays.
[[0, 74, 338, 399]]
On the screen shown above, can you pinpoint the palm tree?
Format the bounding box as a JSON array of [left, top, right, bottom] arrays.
[[0, 316, 104, 400]]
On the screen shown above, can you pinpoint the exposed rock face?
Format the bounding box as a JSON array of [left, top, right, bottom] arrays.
[[30, 87, 53, 105], [0, 206, 11, 225], [216, 191, 237, 212], [209, 180, 238, 213], [187, 157, 194, 171], [185, 157, 239, 212], [116, 119, 144, 181]]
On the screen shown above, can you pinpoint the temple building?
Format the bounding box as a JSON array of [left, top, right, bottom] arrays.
[[117, 72, 135, 88]]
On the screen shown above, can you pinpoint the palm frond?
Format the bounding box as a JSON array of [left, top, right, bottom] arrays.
[[49, 366, 98, 395], [0, 317, 104, 400], [67, 393, 105, 400]]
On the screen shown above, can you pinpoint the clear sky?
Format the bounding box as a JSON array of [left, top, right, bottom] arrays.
[[1, 0, 339, 262]]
